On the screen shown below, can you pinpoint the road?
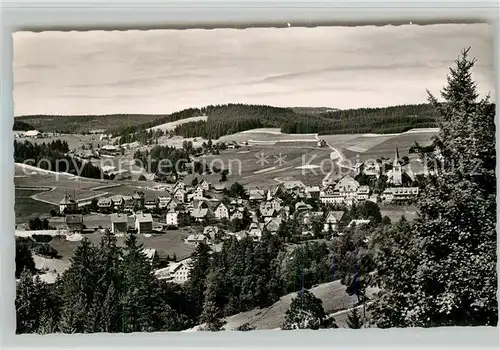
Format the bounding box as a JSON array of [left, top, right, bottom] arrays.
[[315, 133, 354, 171]]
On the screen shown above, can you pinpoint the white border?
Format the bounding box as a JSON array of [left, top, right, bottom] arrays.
[[1, 1, 499, 349]]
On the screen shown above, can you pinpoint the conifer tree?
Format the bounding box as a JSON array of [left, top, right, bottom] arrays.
[[282, 290, 337, 330], [370, 48, 497, 327], [15, 268, 39, 333], [346, 305, 363, 329]]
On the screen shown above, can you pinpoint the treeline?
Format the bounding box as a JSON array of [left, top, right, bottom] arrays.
[[281, 104, 439, 134], [133, 145, 191, 176], [13, 120, 37, 131], [14, 140, 102, 179]]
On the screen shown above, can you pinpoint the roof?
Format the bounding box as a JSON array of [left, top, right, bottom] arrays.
[[97, 197, 112, 205], [192, 208, 209, 218], [135, 213, 153, 223], [110, 195, 124, 202], [110, 213, 128, 223], [187, 234, 206, 241], [122, 195, 133, 201], [60, 194, 77, 205], [167, 208, 178, 214], [348, 219, 371, 227], [283, 180, 305, 190], [327, 210, 345, 222], [25, 130, 40, 136], [306, 186, 321, 193]]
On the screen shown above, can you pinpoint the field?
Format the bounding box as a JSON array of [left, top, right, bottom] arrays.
[[147, 116, 208, 132], [15, 133, 103, 151], [15, 189, 57, 225]]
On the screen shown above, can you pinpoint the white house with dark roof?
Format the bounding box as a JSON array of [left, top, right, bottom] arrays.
[[191, 208, 210, 222], [323, 210, 344, 233], [356, 185, 371, 201], [198, 179, 211, 191], [249, 189, 265, 202], [157, 196, 171, 209], [172, 181, 186, 193], [193, 186, 204, 200], [111, 213, 129, 234], [214, 202, 229, 220], [185, 234, 207, 245], [173, 188, 186, 203], [135, 213, 153, 234], [110, 195, 124, 211], [259, 202, 275, 218], [248, 222, 263, 241]]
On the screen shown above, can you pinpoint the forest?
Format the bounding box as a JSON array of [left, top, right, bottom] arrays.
[[14, 140, 103, 179]]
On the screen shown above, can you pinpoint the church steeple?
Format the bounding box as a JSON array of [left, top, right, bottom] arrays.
[[393, 147, 400, 166]]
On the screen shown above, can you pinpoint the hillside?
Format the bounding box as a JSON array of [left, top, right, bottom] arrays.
[[186, 280, 378, 331]]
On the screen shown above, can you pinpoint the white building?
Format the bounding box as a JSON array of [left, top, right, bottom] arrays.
[[193, 186, 204, 200], [135, 213, 153, 234], [214, 202, 229, 220], [166, 209, 178, 227]]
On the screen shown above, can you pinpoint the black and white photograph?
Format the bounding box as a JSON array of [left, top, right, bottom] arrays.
[[12, 22, 497, 334]]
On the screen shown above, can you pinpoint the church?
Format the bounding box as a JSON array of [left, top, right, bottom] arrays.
[[386, 148, 415, 186]]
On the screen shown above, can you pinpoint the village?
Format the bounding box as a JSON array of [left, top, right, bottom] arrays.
[[16, 135, 420, 286]]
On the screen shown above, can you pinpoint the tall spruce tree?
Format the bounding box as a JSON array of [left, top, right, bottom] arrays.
[[370, 48, 497, 327], [346, 305, 363, 329], [186, 243, 211, 320]]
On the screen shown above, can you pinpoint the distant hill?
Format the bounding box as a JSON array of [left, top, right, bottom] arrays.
[[16, 103, 440, 138]]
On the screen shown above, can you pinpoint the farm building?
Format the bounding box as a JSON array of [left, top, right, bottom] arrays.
[[110, 213, 128, 234], [66, 214, 84, 233], [135, 213, 153, 234], [59, 194, 78, 214]]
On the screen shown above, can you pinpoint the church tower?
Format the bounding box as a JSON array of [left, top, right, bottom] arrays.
[[391, 147, 402, 186]]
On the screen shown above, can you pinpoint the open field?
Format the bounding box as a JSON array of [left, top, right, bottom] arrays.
[[147, 116, 208, 132], [15, 133, 107, 151], [15, 189, 57, 225]]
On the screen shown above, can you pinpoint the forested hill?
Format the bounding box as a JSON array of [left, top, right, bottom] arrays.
[[17, 103, 439, 138], [173, 103, 439, 139]]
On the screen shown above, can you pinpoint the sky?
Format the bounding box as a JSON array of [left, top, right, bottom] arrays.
[[13, 23, 495, 116]]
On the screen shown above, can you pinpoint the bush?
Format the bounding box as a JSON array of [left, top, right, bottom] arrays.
[[31, 234, 53, 244], [138, 175, 147, 181], [34, 244, 60, 259]]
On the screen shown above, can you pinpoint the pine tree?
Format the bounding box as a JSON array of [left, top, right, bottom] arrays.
[[346, 305, 363, 329], [370, 48, 497, 327], [200, 268, 226, 331], [186, 243, 211, 320], [282, 289, 337, 330], [15, 268, 39, 333]]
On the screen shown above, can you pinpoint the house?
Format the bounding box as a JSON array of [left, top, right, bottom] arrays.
[[122, 195, 134, 211], [173, 188, 186, 203], [193, 186, 204, 200], [368, 194, 379, 203], [132, 191, 145, 208], [144, 195, 158, 210], [381, 187, 419, 203], [214, 202, 229, 220], [135, 213, 153, 234], [66, 214, 84, 232], [230, 208, 244, 221], [165, 198, 181, 212], [248, 222, 262, 242], [270, 198, 283, 212], [322, 170, 342, 188], [157, 196, 171, 210], [203, 226, 220, 241], [166, 209, 178, 227], [185, 234, 207, 245], [335, 175, 360, 193], [319, 189, 345, 205], [155, 258, 193, 284], [235, 231, 249, 241], [191, 208, 210, 222], [198, 179, 211, 191], [264, 218, 281, 234], [111, 213, 128, 234], [110, 195, 124, 211], [59, 194, 78, 214], [283, 180, 306, 191], [347, 219, 371, 228], [249, 189, 265, 202], [295, 201, 309, 212], [356, 186, 371, 201], [305, 186, 321, 199], [97, 197, 113, 213], [259, 202, 275, 218], [213, 183, 226, 193], [323, 211, 345, 233]]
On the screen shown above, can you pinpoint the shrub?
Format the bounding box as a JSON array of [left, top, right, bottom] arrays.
[[31, 234, 53, 244]]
